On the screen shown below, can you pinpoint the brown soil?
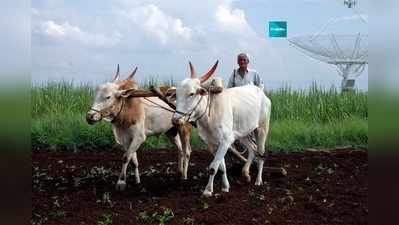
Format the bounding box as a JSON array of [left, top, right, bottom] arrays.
[[32, 148, 367, 225]]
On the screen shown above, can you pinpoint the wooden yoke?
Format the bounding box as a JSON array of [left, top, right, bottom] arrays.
[[150, 86, 177, 110], [124, 86, 176, 110], [125, 89, 158, 98]]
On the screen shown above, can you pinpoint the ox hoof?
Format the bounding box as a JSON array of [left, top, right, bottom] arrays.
[[221, 187, 230, 193], [244, 175, 251, 183], [255, 180, 263, 186], [202, 190, 213, 198], [116, 180, 127, 191], [178, 174, 188, 181]]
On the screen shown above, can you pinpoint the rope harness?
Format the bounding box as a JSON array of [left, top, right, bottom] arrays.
[[142, 87, 212, 125], [142, 97, 176, 113], [90, 87, 212, 125], [90, 98, 126, 123], [173, 94, 211, 124]]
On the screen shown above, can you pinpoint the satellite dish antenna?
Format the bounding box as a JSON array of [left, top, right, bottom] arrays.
[[344, 0, 356, 8], [288, 0, 367, 91]]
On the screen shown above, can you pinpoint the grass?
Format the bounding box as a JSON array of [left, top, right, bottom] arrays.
[[31, 81, 367, 151], [269, 117, 368, 151]]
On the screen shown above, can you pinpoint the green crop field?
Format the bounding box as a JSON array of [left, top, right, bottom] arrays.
[[31, 81, 367, 152]]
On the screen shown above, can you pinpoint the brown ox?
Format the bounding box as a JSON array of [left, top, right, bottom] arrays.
[[86, 65, 192, 190]]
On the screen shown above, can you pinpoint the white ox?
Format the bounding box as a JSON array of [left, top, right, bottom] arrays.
[[172, 61, 272, 197], [86, 65, 192, 190]]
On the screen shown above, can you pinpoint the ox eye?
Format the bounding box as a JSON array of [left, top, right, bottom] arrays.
[[189, 93, 195, 96], [105, 96, 111, 99]]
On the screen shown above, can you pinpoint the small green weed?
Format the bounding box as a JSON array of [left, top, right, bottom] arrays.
[[137, 207, 174, 225], [97, 192, 113, 207], [98, 213, 113, 225]]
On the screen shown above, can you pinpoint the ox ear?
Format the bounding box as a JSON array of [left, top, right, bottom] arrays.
[[126, 66, 138, 80], [113, 64, 120, 81], [196, 87, 208, 96], [115, 88, 134, 98], [199, 60, 218, 83]]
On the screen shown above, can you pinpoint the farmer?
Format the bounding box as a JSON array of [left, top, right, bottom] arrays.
[[227, 52, 265, 159], [227, 53, 264, 89]]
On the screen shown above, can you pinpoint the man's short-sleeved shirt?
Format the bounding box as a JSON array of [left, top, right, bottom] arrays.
[[227, 68, 264, 89]]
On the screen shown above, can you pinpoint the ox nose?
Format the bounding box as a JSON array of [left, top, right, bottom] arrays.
[[86, 112, 96, 125]]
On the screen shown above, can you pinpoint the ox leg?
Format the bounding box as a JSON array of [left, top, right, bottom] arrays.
[[165, 128, 185, 179], [183, 145, 192, 180], [219, 159, 230, 192], [255, 126, 268, 186], [203, 140, 232, 197], [116, 135, 145, 191], [240, 136, 257, 182], [174, 135, 185, 179], [242, 147, 255, 183], [116, 151, 130, 191], [180, 124, 192, 180], [131, 151, 140, 184]]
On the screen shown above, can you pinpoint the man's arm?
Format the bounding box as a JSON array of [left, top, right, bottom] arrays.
[[227, 70, 235, 88]]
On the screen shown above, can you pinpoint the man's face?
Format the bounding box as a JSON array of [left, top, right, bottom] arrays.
[[237, 56, 249, 69]]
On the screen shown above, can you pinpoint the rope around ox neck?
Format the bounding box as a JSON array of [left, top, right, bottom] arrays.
[[90, 98, 125, 123]]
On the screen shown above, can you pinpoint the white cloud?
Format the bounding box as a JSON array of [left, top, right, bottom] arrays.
[[215, 5, 249, 32], [36, 20, 120, 47], [31, 0, 269, 84], [41, 20, 76, 38], [123, 4, 192, 44], [31, 0, 368, 90]]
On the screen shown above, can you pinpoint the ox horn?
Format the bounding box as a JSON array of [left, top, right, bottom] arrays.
[[189, 61, 196, 78], [126, 66, 138, 80], [199, 60, 219, 83], [113, 64, 120, 81]]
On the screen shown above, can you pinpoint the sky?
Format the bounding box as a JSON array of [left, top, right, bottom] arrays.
[[31, 0, 368, 90]]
